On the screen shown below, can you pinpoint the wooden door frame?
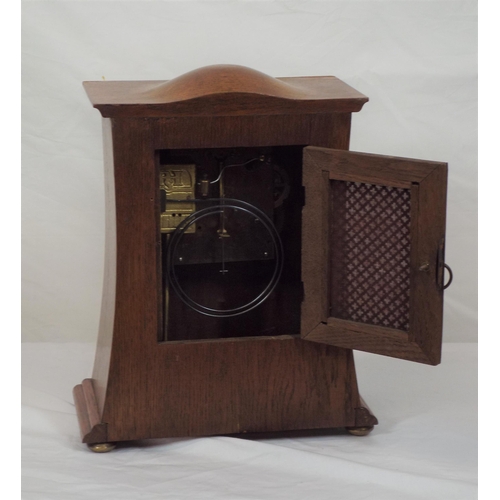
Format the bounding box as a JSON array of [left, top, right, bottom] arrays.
[[300, 146, 447, 365]]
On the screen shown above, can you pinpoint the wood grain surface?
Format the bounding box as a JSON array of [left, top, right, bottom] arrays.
[[73, 379, 108, 443], [83, 64, 368, 117], [301, 147, 447, 365], [74, 67, 376, 444]]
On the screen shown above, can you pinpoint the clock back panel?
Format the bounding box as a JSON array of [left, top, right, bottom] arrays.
[[83, 107, 361, 442]]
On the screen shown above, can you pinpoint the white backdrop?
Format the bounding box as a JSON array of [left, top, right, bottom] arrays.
[[21, 0, 477, 343]]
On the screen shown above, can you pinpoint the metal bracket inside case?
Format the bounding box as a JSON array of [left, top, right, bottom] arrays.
[[160, 164, 196, 233]]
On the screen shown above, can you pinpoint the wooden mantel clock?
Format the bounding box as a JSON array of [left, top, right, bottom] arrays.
[[73, 65, 452, 452]]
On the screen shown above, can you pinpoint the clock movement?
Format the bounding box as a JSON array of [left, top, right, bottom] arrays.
[[73, 65, 452, 452]]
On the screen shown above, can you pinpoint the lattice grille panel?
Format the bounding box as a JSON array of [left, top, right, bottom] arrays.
[[330, 181, 411, 331]]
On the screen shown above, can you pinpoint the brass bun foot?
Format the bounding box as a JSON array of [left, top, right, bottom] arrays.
[[87, 442, 116, 453], [346, 426, 374, 436]]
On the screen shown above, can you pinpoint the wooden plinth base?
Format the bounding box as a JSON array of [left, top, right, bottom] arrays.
[[73, 376, 378, 450], [73, 379, 108, 445]]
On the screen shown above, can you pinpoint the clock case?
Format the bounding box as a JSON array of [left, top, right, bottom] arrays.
[[74, 65, 448, 448]]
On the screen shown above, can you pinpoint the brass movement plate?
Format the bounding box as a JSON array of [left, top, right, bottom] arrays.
[[160, 164, 196, 233]]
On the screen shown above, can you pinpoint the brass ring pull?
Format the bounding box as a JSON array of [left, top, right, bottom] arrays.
[[443, 263, 453, 290]]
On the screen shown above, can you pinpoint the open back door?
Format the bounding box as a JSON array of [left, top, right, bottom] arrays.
[[301, 146, 448, 365]]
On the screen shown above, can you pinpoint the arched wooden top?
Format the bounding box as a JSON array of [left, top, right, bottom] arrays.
[[83, 65, 368, 118], [143, 65, 307, 101]]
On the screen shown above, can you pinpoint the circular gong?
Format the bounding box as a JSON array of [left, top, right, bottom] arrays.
[[166, 199, 283, 318]]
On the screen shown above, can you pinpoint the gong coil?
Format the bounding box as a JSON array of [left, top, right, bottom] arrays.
[[166, 198, 283, 318]]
